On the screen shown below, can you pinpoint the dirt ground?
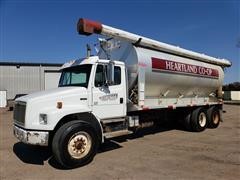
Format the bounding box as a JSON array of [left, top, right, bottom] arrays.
[[0, 105, 239, 180]]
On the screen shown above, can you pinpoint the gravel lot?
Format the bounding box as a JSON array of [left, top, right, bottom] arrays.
[[0, 105, 239, 180]]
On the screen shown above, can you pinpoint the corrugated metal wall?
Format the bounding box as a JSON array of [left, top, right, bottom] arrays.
[[0, 65, 61, 99]]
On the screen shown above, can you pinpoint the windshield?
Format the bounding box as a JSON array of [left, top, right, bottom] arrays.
[[59, 64, 92, 88]]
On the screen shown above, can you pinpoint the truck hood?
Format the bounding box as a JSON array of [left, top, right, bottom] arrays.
[[16, 87, 87, 103], [14, 86, 91, 130]]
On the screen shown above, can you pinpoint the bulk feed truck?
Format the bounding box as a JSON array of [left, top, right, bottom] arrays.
[[13, 18, 231, 168]]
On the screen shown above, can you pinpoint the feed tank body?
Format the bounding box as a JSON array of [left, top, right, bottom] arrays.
[[99, 40, 224, 100]]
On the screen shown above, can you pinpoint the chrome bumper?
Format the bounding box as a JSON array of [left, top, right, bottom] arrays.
[[13, 125, 49, 146]]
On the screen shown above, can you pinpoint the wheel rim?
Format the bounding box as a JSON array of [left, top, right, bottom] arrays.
[[67, 131, 92, 159], [213, 111, 220, 125], [199, 112, 207, 127]]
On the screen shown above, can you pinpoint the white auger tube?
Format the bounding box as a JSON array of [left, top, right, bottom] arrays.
[[77, 18, 231, 67]]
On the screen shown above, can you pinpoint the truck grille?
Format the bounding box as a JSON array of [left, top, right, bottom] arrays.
[[14, 101, 26, 125]]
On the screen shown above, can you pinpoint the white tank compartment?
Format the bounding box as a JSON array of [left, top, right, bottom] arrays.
[[98, 39, 224, 109]]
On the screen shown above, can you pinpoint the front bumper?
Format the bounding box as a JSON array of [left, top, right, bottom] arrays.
[[13, 125, 49, 146]]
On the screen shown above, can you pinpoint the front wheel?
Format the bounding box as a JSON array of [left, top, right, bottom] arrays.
[[52, 121, 99, 168]]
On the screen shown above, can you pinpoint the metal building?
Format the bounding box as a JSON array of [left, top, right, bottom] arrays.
[[0, 62, 63, 101]]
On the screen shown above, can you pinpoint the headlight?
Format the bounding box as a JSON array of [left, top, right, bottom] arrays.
[[39, 114, 48, 125]]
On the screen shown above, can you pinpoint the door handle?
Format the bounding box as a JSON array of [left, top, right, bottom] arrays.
[[120, 98, 123, 104]]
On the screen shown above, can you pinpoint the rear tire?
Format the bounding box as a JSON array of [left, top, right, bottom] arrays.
[[183, 112, 192, 131], [207, 106, 220, 129], [52, 121, 99, 168], [191, 107, 207, 132]]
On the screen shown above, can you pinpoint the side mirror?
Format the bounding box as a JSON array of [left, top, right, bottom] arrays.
[[107, 61, 114, 85]]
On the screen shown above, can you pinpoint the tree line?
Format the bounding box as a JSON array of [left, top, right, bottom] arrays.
[[223, 82, 240, 91]]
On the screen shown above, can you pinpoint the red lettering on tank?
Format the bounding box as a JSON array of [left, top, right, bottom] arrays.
[[151, 57, 219, 78]]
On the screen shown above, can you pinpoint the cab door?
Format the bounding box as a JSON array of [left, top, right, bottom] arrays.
[[92, 64, 126, 119]]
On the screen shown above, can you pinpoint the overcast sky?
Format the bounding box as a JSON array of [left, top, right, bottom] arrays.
[[0, 0, 239, 83]]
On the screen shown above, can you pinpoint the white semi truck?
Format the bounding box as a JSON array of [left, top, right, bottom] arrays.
[[13, 18, 231, 168]]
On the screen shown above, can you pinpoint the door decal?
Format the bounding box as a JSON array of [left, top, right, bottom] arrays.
[[99, 93, 118, 101]]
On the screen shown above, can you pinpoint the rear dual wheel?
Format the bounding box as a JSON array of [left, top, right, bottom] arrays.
[[207, 106, 221, 129], [191, 107, 207, 132], [183, 106, 221, 132]]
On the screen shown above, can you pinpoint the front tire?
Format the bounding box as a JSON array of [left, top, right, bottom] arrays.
[[52, 121, 99, 168], [191, 107, 207, 132]]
